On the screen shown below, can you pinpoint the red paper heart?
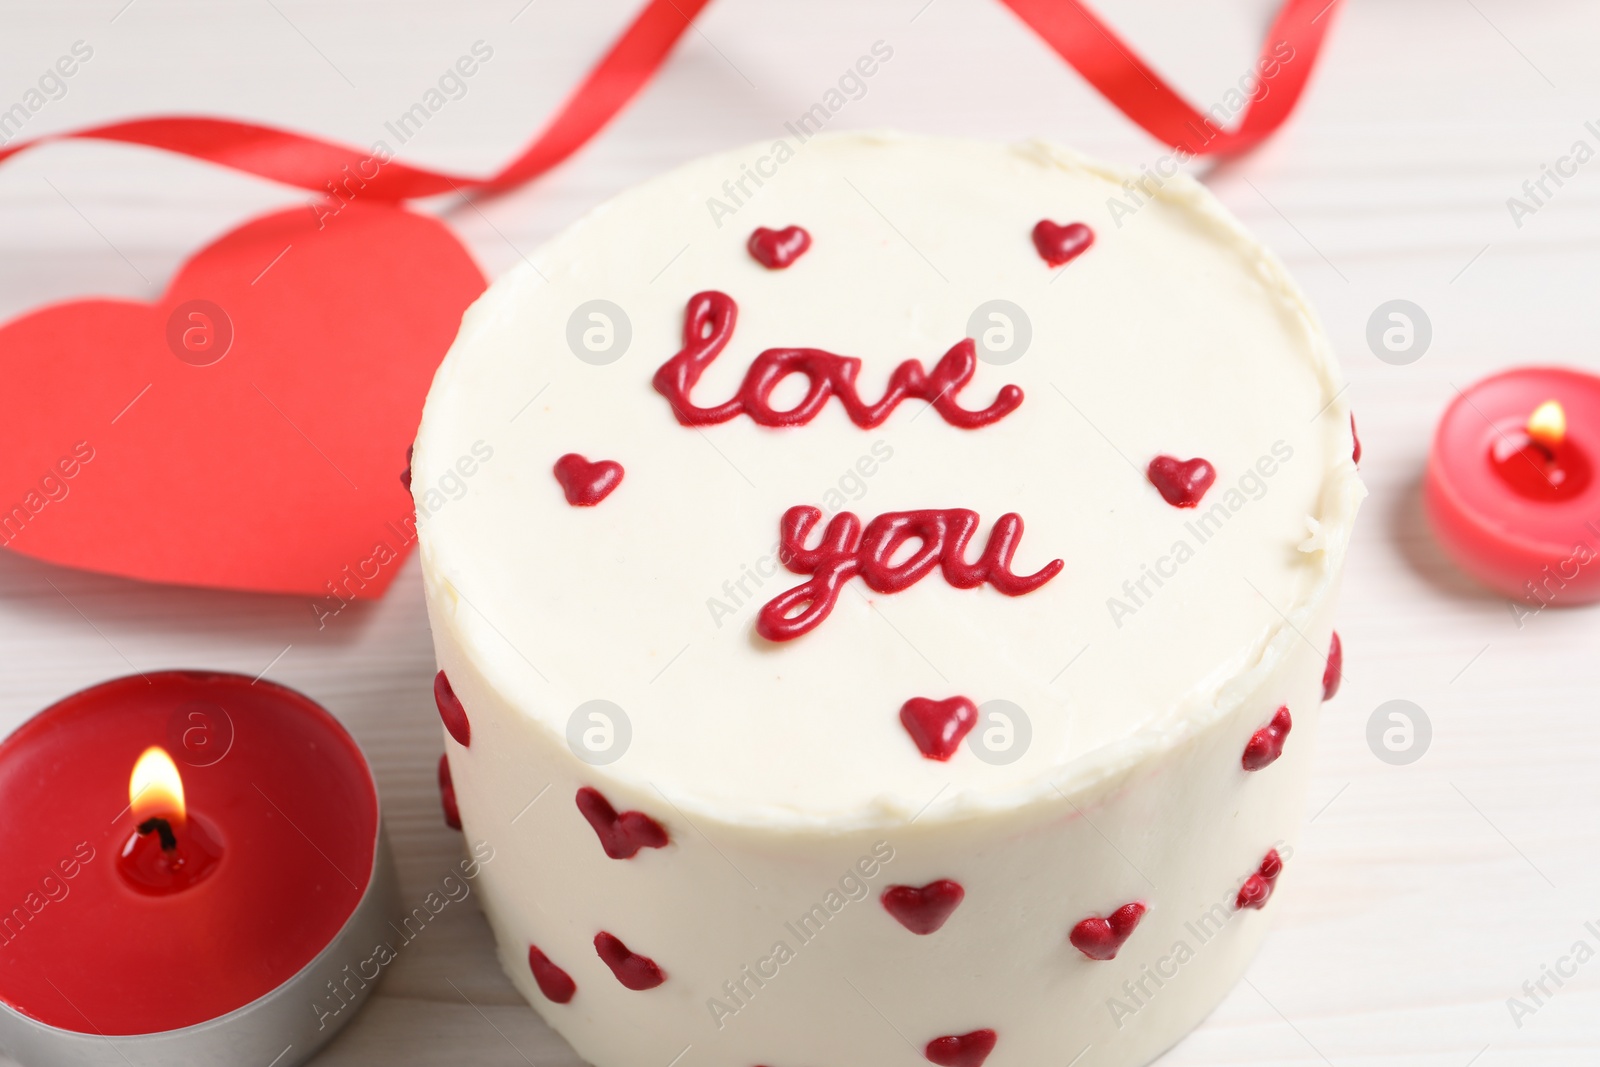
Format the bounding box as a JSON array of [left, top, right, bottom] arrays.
[[925, 1029, 997, 1067], [0, 203, 484, 597], [747, 225, 811, 269], [1241, 705, 1292, 771], [1031, 220, 1094, 267], [881, 879, 966, 935], [575, 786, 669, 859], [1069, 901, 1145, 960], [1146, 454, 1217, 508], [553, 453, 624, 506], [900, 696, 979, 761], [1322, 630, 1343, 700], [528, 944, 577, 1004], [594, 931, 666, 990]]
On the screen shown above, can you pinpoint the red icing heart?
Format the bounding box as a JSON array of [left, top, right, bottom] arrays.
[[1322, 631, 1343, 700], [437, 753, 461, 830], [1069, 901, 1146, 960], [528, 944, 577, 1004], [925, 1029, 997, 1067], [899, 697, 979, 761], [1031, 220, 1094, 267], [1241, 705, 1292, 771], [1351, 413, 1362, 465], [1235, 848, 1284, 910], [553, 453, 624, 506], [0, 204, 484, 596], [747, 225, 811, 269], [594, 931, 666, 990], [576, 786, 668, 859], [434, 670, 470, 746], [1146, 454, 1216, 508], [881, 879, 965, 935]]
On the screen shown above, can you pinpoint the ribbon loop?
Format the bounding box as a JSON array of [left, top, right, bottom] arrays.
[[0, 0, 1340, 195]]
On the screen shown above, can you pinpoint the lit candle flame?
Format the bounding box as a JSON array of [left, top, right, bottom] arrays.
[[1527, 400, 1566, 450], [129, 746, 185, 826]]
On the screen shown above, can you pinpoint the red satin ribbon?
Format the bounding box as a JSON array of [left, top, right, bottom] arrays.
[[0, 0, 716, 200], [0, 0, 1340, 198], [997, 0, 1342, 157]]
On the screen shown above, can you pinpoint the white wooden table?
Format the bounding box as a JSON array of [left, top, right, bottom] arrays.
[[3, 1, 1599, 1063]]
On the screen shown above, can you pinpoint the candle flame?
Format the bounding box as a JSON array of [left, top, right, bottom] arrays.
[[1527, 400, 1566, 450], [129, 746, 185, 825]]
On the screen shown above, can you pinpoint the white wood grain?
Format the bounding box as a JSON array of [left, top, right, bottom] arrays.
[[3, 1, 1600, 1064]]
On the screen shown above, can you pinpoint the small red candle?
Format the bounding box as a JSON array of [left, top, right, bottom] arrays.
[[1426, 367, 1600, 604], [0, 672, 394, 1066]]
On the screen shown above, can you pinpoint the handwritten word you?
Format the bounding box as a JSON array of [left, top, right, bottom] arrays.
[[757, 506, 1062, 641], [654, 291, 1022, 430]]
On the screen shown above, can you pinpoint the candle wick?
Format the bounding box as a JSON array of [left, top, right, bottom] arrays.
[[137, 816, 178, 851]]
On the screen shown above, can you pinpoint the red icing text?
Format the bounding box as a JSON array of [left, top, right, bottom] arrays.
[[756, 506, 1063, 642], [653, 291, 1023, 430]]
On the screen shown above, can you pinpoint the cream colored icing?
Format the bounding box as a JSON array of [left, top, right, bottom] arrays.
[[416, 133, 1363, 1067], [415, 132, 1361, 828]]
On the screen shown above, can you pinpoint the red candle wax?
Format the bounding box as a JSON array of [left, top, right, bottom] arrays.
[[0, 671, 378, 1034], [1426, 367, 1600, 604]]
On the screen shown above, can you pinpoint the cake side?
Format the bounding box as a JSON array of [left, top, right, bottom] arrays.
[[426, 577, 1336, 1067], [413, 132, 1360, 1067]]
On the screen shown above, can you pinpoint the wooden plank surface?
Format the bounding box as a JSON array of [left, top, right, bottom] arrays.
[[2, 1, 1599, 1063]]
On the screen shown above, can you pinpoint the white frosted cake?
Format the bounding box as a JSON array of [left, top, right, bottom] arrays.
[[413, 133, 1362, 1067]]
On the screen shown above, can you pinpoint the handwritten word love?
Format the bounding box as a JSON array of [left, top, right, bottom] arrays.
[[757, 506, 1062, 641], [653, 291, 1023, 430]]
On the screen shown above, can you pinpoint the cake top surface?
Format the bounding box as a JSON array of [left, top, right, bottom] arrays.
[[414, 132, 1362, 828]]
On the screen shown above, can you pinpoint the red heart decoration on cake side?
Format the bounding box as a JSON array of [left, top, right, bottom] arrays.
[[924, 1028, 997, 1067], [576, 786, 669, 859], [553, 453, 624, 506], [1322, 631, 1343, 700], [1241, 706, 1292, 771], [527, 944, 577, 1004], [437, 753, 461, 830], [1069, 901, 1145, 960], [881, 879, 966, 935], [747, 225, 812, 269], [899, 696, 979, 761], [1146, 454, 1217, 508], [1031, 220, 1094, 267], [0, 203, 484, 597], [594, 931, 666, 990], [1235, 848, 1284, 910]]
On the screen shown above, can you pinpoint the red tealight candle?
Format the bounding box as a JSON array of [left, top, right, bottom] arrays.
[[1426, 367, 1600, 604], [0, 672, 396, 1067]]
